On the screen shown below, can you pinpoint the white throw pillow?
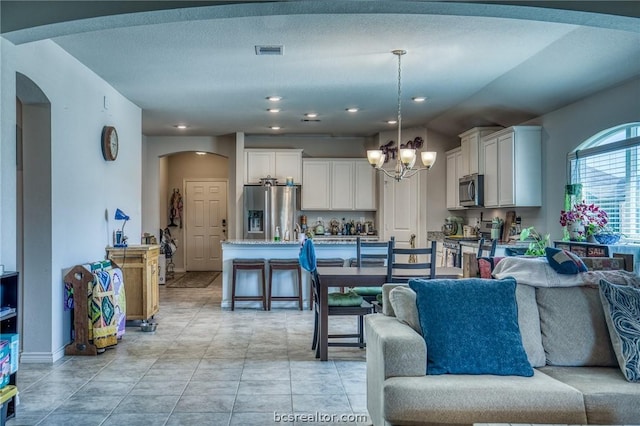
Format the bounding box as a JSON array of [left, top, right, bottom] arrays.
[[389, 286, 422, 335]]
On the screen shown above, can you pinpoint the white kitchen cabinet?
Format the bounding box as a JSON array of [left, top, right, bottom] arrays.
[[244, 149, 303, 184], [481, 126, 541, 207], [331, 160, 355, 209], [445, 147, 465, 210], [301, 160, 331, 210], [302, 159, 376, 211], [459, 126, 503, 176], [354, 160, 376, 210]]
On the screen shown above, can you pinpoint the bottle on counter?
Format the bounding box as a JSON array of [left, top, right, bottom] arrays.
[[284, 228, 290, 241], [274, 226, 281, 242]]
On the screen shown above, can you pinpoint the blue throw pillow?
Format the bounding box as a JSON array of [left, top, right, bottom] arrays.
[[409, 278, 533, 377], [598, 279, 640, 382], [545, 247, 588, 274]]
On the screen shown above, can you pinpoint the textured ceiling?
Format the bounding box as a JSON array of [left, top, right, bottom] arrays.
[[3, 1, 640, 138]]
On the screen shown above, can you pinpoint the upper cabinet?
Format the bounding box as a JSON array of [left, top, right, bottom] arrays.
[[459, 126, 503, 176], [445, 147, 465, 210], [244, 149, 303, 184], [480, 126, 542, 208], [302, 159, 376, 211]]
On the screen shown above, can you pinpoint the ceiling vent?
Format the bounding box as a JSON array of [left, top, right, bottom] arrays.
[[301, 119, 321, 122], [255, 45, 284, 56]]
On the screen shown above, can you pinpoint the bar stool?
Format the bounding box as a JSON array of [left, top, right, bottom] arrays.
[[231, 258, 267, 311], [268, 259, 303, 310]]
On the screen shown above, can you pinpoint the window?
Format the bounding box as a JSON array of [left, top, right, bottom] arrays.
[[568, 123, 640, 242]]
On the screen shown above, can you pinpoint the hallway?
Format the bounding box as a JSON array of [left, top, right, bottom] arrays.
[[9, 274, 369, 425]]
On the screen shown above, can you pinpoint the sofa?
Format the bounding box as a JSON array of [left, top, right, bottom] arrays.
[[365, 255, 640, 426]]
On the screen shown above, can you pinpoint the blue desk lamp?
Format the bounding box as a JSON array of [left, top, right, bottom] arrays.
[[114, 208, 130, 247]]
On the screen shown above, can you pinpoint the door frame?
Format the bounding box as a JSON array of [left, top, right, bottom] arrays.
[[183, 178, 229, 271]]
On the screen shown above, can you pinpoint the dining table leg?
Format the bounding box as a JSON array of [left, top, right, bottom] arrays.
[[319, 282, 329, 361]]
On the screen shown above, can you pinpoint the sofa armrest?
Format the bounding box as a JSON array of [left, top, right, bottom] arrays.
[[365, 314, 426, 379], [366, 314, 426, 426]]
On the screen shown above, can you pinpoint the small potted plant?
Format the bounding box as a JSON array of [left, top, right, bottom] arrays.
[[519, 226, 550, 256], [559, 201, 608, 241]]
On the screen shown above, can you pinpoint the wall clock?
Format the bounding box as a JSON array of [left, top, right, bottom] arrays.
[[101, 125, 119, 161]]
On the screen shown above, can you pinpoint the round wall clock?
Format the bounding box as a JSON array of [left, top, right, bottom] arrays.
[[101, 125, 119, 161]]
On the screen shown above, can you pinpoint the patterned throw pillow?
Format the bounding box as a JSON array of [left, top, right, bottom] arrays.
[[477, 257, 505, 279], [545, 247, 588, 274], [598, 279, 640, 382]]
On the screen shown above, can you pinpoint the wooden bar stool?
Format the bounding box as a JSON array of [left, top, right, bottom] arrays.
[[268, 258, 303, 310], [231, 258, 267, 311]]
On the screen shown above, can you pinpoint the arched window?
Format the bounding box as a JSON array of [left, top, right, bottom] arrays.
[[568, 122, 640, 241]]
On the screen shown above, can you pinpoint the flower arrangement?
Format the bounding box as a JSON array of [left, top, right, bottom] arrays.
[[559, 201, 608, 238]]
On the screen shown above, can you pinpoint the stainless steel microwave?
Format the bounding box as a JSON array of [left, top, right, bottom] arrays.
[[459, 174, 484, 207]]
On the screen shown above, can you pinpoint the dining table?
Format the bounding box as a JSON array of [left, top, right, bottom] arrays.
[[315, 265, 463, 361]]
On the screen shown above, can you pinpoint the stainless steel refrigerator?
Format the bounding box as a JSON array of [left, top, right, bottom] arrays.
[[244, 185, 300, 240]]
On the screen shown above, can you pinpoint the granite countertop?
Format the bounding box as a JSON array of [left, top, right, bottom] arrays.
[[223, 236, 377, 245]]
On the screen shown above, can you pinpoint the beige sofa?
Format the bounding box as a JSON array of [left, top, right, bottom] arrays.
[[365, 257, 639, 426]]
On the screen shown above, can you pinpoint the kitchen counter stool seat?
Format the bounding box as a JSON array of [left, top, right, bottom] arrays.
[[231, 258, 267, 311], [268, 258, 303, 310]]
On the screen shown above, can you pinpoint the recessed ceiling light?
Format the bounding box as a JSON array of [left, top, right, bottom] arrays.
[[195, 152, 207, 156], [412, 97, 427, 102], [267, 96, 282, 102], [305, 113, 318, 118], [268, 108, 281, 113], [270, 126, 281, 130], [387, 120, 398, 124], [346, 108, 359, 113], [174, 124, 188, 129]]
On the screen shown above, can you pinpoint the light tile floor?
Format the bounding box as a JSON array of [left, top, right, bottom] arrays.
[[8, 274, 371, 426]]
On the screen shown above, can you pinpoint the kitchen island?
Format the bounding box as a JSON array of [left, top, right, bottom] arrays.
[[221, 237, 382, 309]]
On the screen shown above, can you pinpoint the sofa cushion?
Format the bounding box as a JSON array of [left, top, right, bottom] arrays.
[[382, 370, 587, 425], [545, 247, 588, 274], [537, 286, 617, 366], [409, 277, 533, 376], [515, 284, 546, 367], [598, 279, 640, 382], [388, 286, 421, 334], [539, 366, 640, 424]]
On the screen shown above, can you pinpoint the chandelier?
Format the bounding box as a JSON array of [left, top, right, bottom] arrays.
[[367, 50, 437, 181]]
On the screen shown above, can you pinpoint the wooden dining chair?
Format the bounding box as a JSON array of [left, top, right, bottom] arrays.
[[351, 237, 393, 303], [310, 270, 373, 358], [477, 238, 498, 258], [386, 239, 437, 282]]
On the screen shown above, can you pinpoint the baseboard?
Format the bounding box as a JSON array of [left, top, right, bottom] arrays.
[[20, 346, 65, 364]]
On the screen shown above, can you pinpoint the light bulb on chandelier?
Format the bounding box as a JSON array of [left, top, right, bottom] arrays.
[[367, 50, 436, 181]]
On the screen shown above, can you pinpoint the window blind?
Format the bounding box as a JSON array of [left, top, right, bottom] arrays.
[[569, 135, 639, 241]]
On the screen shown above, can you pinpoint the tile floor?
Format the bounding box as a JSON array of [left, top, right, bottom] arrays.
[[7, 274, 371, 426]]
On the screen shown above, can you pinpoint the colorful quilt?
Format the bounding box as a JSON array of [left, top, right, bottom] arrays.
[[64, 261, 125, 349], [90, 269, 118, 349]]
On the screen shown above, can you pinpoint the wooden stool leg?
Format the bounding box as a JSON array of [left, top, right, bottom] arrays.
[[231, 266, 237, 311], [261, 266, 267, 311], [297, 266, 303, 310], [268, 266, 273, 311]]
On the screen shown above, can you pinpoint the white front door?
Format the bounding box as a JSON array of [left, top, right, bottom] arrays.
[[185, 180, 228, 271]]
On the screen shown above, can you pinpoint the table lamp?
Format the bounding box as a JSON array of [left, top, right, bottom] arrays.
[[114, 208, 130, 247]]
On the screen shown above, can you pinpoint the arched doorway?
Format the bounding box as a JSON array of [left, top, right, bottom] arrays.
[[15, 72, 54, 358]]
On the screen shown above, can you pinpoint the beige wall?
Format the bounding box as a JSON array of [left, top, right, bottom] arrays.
[[164, 151, 228, 271]]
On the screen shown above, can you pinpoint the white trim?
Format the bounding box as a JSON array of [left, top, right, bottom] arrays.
[[20, 347, 65, 364]]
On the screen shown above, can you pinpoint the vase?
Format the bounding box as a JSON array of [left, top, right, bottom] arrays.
[[567, 221, 585, 241]]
